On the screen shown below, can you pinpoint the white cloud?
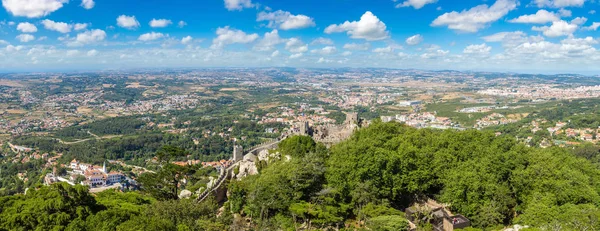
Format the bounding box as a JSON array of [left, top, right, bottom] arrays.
[[74, 23, 88, 31], [285, 38, 308, 53], [311, 37, 334, 45], [87, 49, 98, 56], [5, 45, 24, 52], [271, 50, 279, 57], [532, 20, 578, 37], [117, 15, 140, 29], [178, 21, 187, 28], [431, 0, 517, 32], [406, 34, 423, 45], [17, 22, 37, 33], [533, 0, 585, 8], [1, 0, 67, 18], [559, 9, 572, 17], [373, 46, 395, 53], [181, 36, 193, 45], [482, 31, 544, 49], [570, 17, 587, 25], [342, 51, 352, 56], [149, 19, 172, 28], [463, 43, 492, 55], [41, 19, 71, 33], [289, 53, 303, 59], [224, 0, 253, 11], [311, 46, 337, 55], [343, 43, 371, 50], [257, 10, 315, 30], [508, 10, 561, 24], [317, 57, 334, 63], [325, 11, 390, 41], [589, 10, 596, 15], [420, 49, 449, 59], [70, 29, 106, 46], [254, 30, 285, 51], [395, 0, 437, 9], [211, 27, 259, 49], [66, 49, 80, 56], [138, 32, 165, 41], [583, 22, 600, 31], [37, 36, 47, 41], [16, 34, 35, 42], [81, 0, 94, 9]]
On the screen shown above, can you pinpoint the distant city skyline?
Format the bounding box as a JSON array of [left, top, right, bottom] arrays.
[[0, 0, 599, 74]]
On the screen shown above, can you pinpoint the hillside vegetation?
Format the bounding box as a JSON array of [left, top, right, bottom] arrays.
[[2, 122, 600, 230]]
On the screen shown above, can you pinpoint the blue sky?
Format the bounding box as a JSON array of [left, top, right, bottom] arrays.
[[0, 0, 599, 74]]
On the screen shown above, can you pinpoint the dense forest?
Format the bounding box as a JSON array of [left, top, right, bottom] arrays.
[[2, 122, 600, 230], [228, 122, 600, 230]]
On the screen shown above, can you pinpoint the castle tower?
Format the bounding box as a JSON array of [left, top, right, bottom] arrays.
[[233, 142, 243, 162], [299, 121, 310, 135], [345, 112, 359, 125]]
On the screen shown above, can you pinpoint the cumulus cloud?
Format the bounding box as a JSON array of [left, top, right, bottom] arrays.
[[41, 19, 71, 33], [395, 0, 437, 9], [178, 21, 187, 28], [420, 49, 449, 59], [257, 10, 315, 30], [311, 37, 334, 45], [66, 49, 80, 56], [285, 38, 308, 53], [117, 15, 140, 29], [508, 10, 561, 24], [81, 0, 94, 9], [532, 20, 578, 37], [533, 0, 585, 8], [289, 53, 303, 59], [406, 34, 423, 45], [570, 17, 587, 25], [311, 46, 337, 55], [69, 29, 106, 46], [271, 50, 280, 57], [2, 0, 67, 18], [254, 30, 285, 51], [559, 9, 572, 17], [224, 0, 253, 11], [74, 23, 88, 31], [372, 46, 395, 53], [181, 36, 193, 45], [5, 45, 24, 52], [343, 43, 370, 50], [87, 49, 98, 56], [482, 31, 544, 48], [17, 22, 37, 33], [583, 22, 600, 31], [325, 11, 390, 41], [463, 43, 492, 55], [211, 26, 259, 49], [431, 0, 517, 33], [16, 34, 35, 42], [138, 32, 165, 41], [149, 19, 172, 28]]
